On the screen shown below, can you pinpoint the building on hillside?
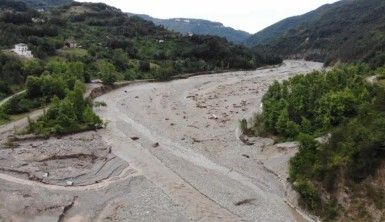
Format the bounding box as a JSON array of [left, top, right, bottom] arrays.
[[158, 39, 165, 43], [12, 43, 33, 58], [64, 39, 78, 48], [32, 17, 45, 23]]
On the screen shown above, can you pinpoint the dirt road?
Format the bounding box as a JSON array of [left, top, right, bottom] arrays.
[[94, 60, 324, 221]]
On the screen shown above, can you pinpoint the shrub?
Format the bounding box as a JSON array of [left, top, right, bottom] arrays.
[[29, 81, 103, 136]]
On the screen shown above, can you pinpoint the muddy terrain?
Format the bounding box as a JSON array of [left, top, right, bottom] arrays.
[[0, 60, 323, 222]]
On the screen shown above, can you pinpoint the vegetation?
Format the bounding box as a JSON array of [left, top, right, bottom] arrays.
[[0, 0, 280, 84], [246, 0, 385, 68], [0, 0, 281, 129], [28, 81, 102, 136], [18, 0, 73, 9], [244, 64, 385, 221], [250, 64, 373, 139]]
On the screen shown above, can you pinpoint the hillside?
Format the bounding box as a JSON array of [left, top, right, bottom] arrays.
[[18, 0, 73, 9], [0, 0, 281, 122], [246, 0, 385, 67], [243, 63, 385, 221], [0, 0, 275, 82], [130, 14, 251, 44]]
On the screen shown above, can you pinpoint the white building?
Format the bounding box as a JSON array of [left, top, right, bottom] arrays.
[[12, 43, 33, 58]]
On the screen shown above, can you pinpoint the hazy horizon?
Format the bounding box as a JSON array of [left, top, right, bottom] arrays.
[[77, 0, 340, 33]]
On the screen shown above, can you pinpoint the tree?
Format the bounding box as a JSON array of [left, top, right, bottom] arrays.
[[139, 61, 150, 72], [96, 60, 118, 85], [112, 49, 129, 71], [26, 76, 43, 98]]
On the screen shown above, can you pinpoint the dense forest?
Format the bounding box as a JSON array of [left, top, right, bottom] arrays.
[[242, 65, 385, 221], [0, 0, 281, 132], [245, 0, 385, 68]]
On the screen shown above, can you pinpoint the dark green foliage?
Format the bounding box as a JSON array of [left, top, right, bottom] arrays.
[[26, 75, 66, 99], [289, 109, 385, 220], [138, 61, 150, 72], [95, 60, 120, 85], [0, 1, 280, 88], [0, 53, 25, 85], [254, 64, 372, 138], [0, 0, 28, 11], [29, 81, 102, 136], [251, 64, 385, 220], [2, 60, 87, 116], [0, 0, 280, 127], [246, 0, 385, 68], [3, 94, 45, 114], [0, 81, 12, 100]]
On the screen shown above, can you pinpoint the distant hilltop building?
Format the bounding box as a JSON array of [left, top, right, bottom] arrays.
[[12, 43, 33, 58], [187, 32, 194, 37], [64, 38, 78, 48], [32, 17, 45, 23]]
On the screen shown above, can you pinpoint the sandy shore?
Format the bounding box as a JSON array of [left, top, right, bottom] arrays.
[[0, 60, 323, 221]]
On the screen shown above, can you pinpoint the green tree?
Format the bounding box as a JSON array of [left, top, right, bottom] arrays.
[[96, 60, 118, 85]]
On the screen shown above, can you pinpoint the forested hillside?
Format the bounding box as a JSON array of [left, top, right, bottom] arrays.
[[0, 0, 280, 132], [131, 14, 251, 44], [242, 65, 385, 221], [246, 0, 385, 67]]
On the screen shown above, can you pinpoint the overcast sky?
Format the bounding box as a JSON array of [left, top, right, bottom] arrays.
[[77, 0, 340, 33]]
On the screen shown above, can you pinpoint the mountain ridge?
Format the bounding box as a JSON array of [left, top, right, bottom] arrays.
[[128, 13, 251, 44], [245, 0, 385, 67], [15, 0, 73, 9]]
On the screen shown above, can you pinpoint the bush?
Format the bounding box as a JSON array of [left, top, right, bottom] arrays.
[[29, 81, 103, 136], [96, 60, 120, 85], [26, 75, 67, 99], [252, 65, 373, 139], [249, 64, 385, 220]]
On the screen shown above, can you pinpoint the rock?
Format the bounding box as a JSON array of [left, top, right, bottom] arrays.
[[66, 180, 74, 186], [42, 172, 49, 178], [315, 133, 331, 144], [208, 114, 218, 120], [239, 135, 255, 146], [276, 142, 300, 150], [242, 154, 250, 159], [152, 142, 159, 148], [130, 137, 140, 141]]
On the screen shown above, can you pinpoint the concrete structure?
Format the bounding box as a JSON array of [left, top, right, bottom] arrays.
[[12, 43, 33, 58]]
